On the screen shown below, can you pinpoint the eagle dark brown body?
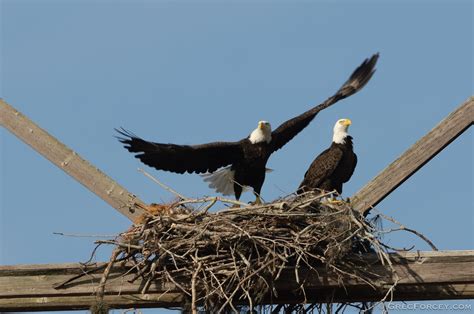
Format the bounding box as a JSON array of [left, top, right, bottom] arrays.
[[231, 140, 272, 200], [298, 136, 357, 195]]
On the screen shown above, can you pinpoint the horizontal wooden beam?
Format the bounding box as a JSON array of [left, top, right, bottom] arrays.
[[0, 99, 146, 222], [351, 96, 473, 215], [1, 250, 472, 311]]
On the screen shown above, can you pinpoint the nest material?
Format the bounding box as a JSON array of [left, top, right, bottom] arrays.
[[106, 192, 394, 312]]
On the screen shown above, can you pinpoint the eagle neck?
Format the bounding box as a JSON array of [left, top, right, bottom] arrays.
[[249, 128, 272, 144], [333, 131, 349, 144], [332, 135, 353, 149]]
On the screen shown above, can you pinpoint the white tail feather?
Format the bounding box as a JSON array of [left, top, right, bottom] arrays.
[[201, 166, 249, 196], [201, 166, 266, 196]]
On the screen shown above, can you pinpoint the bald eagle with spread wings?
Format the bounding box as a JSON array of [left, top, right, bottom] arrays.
[[117, 53, 378, 204]]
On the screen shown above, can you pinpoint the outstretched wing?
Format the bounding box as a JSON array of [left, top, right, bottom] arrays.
[[116, 128, 243, 174], [298, 147, 344, 191], [270, 53, 379, 152]]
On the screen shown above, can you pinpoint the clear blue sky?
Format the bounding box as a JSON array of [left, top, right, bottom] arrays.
[[1, 0, 472, 313]]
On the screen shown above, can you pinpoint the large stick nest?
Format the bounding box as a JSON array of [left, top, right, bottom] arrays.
[[102, 191, 398, 312]]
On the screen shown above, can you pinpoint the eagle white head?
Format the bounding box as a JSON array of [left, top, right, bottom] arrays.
[[333, 118, 352, 144], [249, 120, 272, 144]]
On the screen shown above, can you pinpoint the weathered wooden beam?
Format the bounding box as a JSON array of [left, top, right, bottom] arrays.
[[1, 250, 472, 311], [351, 97, 473, 215], [0, 99, 146, 222]]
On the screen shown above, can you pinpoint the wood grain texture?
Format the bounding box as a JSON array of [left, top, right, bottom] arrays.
[[351, 96, 473, 215], [1, 250, 473, 311], [0, 99, 146, 221]]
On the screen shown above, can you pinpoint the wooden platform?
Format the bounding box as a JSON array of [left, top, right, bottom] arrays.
[[1, 250, 473, 311]]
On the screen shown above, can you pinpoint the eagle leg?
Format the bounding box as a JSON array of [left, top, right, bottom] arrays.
[[253, 195, 262, 205], [248, 195, 262, 206]]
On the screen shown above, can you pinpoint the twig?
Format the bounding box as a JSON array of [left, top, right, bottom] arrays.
[[177, 196, 247, 208], [191, 262, 202, 314], [96, 248, 120, 299], [95, 240, 143, 251], [54, 263, 108, 289], [81, 242, 103, 266], [375, 211, 438, 251], [199, 197, 217, 214], [138, 168, 188, 199], [53, 232, 117, 238]]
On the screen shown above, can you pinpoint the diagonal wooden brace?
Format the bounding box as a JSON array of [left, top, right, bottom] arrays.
[[351, 96, 473, 215], [0, 99, 146, 221]]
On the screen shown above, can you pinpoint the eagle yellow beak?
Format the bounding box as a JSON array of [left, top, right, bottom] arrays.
[[258, 122, 264, 129], [343, 119, 352, 126]]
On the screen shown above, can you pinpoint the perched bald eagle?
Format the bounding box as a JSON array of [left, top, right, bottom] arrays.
[[298, 118, 357, 196], [117, 54, 378, 203]]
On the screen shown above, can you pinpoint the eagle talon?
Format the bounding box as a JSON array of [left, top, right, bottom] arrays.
[[250, 196, 262, 206], [320, 196, 347, 207], [327, 199, 346, 205]]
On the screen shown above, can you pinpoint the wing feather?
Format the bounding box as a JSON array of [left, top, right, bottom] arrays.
[[116, 128, 243, 174], [270, 53, 379, 152], [342, 153, 357, 183]]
